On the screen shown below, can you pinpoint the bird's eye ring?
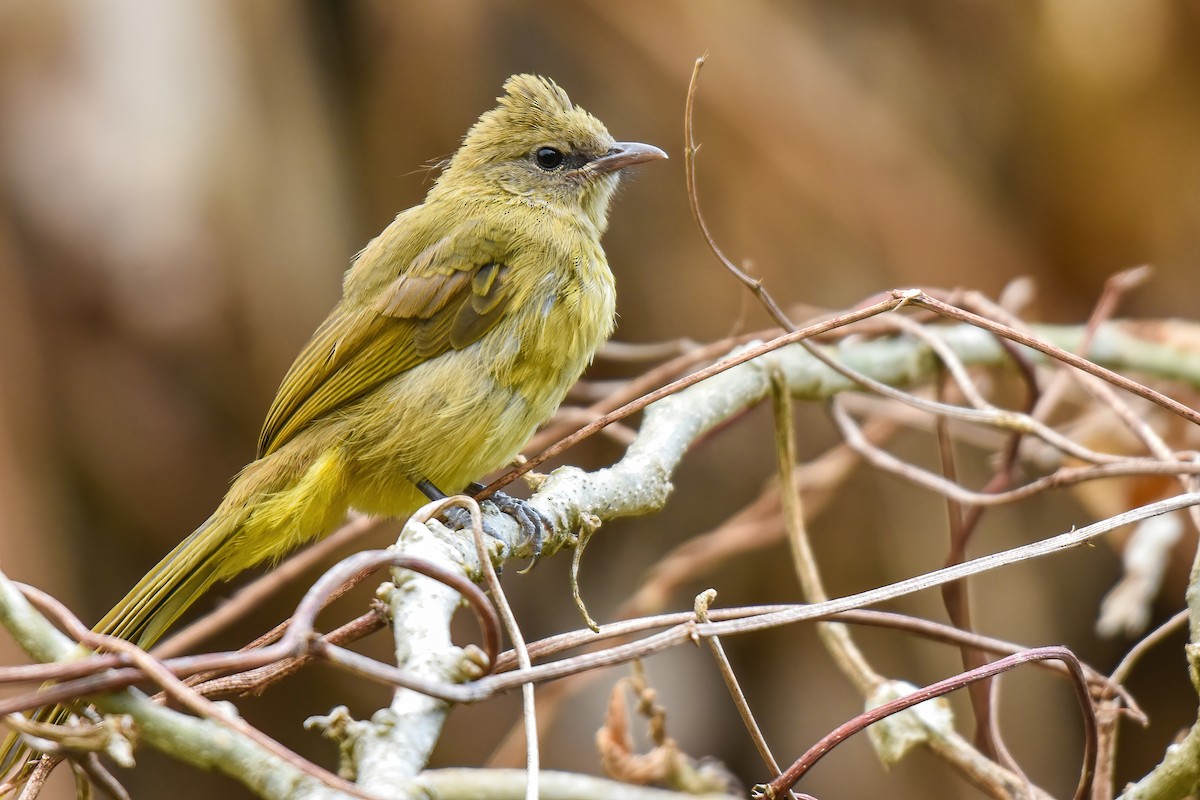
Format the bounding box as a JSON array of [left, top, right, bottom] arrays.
[[535, 147, 565, 170]]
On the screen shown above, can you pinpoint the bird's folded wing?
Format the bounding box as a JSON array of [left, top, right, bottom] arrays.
[[257, 220, 514, 457]]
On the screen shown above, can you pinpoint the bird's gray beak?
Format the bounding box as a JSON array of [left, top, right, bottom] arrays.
[[587, 141, 668, 175]]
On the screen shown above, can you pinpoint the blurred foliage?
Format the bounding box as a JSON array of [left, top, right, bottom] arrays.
[[1, 1, 1199, 797]]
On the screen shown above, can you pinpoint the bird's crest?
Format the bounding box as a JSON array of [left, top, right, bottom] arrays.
[[451, 74, 612, 169], [498, 74, 574, 116]]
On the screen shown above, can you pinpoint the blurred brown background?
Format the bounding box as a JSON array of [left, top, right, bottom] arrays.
[[2, 1, 1199, 798]]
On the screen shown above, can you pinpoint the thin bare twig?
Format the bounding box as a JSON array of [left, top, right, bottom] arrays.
[[911, 292, 1200, 427], [625, 419, 890, 615], [800, 320, 1134, 465], [699, 492, 1200, 639], [77, 754, 129, 800], [830, 402, 1200, 507], [13, 755, 56, 800], [0, 551, 500, 716], [694, 591, 796, 800], [531, 331, 773, 453], [684, 55, 796, 333], [1109, 609, 1189, 688], [758, 647, 1097, 800], [191, 608, 388, 700], [475, 494, 1200, 698], [154, 513, 387, 658], [481, 296, 903, 498], [491, 607, 1137, 715], [7, 488, 1179, 724], [771, 370, 880, 694], [17, 585, 376, 800], [461, 496, 541, 800]]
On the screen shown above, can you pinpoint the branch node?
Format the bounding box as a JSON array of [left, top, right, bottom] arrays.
[[303, 705, 360, 781], [865, 680, 955, 766]]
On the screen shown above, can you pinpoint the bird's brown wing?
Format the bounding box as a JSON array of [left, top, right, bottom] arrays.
[[256, 220, 514, 457]]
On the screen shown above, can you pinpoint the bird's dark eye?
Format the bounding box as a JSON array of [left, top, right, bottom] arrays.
[[535, 147, 565, 170]]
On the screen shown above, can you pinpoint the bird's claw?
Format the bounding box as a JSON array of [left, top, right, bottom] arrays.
[[435, 485, 551, 568], [485, 489, 552, 565]]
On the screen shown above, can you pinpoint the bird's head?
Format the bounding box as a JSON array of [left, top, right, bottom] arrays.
[[435, 74, 666, 233]]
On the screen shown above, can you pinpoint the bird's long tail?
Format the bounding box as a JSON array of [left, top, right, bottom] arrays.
[[0, 446, 353, 783], [94, 509, 247, 649], [0, 509, 245, 781]]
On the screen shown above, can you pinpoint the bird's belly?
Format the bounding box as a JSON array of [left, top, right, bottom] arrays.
[[342, 295, 609, 517]]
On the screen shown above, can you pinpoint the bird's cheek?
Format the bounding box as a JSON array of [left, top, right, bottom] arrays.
[[498, 174, 536, 198]]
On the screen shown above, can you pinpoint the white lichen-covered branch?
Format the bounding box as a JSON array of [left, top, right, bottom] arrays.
[[2, 316, 1199, 798], [512, 318, 1200, 551]]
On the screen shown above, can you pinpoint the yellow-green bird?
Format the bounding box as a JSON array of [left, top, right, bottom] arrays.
[[4, 73, 664, 774], [105, 73, 663, 648]]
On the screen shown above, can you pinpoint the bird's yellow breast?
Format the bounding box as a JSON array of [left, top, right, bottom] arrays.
[[340, 220, 615, 518]]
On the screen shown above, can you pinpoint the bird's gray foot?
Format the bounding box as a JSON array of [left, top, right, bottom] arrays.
[[469, 483, 552, 562]]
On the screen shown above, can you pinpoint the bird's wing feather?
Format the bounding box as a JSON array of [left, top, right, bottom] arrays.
[[257, 219, 514, 457]]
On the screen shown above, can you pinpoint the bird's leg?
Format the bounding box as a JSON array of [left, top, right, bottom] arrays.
[[415, 478, 483, 535], [415, 479, 549, 564]]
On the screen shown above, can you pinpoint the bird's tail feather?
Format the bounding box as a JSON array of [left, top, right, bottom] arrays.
[[94, 510, 242, 649], [0, 509, 244, 782]]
